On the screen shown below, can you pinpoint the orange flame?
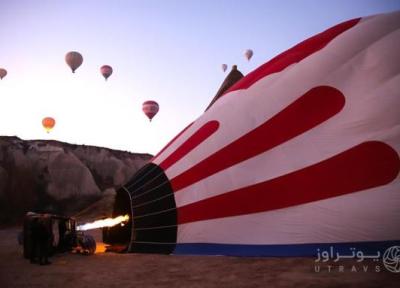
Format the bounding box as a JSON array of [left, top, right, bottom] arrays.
[[77, 215, 129, 231], [95, 242, 108, 253]]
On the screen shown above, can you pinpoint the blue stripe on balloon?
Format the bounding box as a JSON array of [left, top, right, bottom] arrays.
[[173, 240, 400, 257]]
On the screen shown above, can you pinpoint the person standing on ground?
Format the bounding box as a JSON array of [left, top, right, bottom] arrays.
[[29, 217, 39, 264], [37, 216, 52, 265]]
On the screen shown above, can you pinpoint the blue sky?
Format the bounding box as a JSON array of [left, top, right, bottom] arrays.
[[1, 0, 399, 154]]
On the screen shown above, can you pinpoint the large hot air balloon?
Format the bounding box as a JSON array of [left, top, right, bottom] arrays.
[[100, 65, 113, 81], [42, 117, 56, 133], [106, 12, 400, 257], [221, 64, 227, 72], [244, 49, 253, 61], [142, 100, 159, 121], [65, 51, 83, 73], [0, 68, 7, 80]]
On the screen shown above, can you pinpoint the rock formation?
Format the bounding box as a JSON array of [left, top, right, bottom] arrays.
[[0, 136, 152, 224]]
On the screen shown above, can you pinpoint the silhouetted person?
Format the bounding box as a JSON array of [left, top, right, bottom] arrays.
[[58, 219, 67, 252], [37, 217, 51, 265], [29, 218, 40, 263]]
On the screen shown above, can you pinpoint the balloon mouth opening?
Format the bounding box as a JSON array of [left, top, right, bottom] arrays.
[[104, 163, 177, 254], [102, 189, 133, 252]]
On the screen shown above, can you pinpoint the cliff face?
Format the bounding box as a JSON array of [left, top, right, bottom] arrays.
[[0, 136, 152, 224]]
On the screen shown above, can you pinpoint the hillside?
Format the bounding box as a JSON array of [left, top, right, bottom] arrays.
[[0, 136, 152, 224]]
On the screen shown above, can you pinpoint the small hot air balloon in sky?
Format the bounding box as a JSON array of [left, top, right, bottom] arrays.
[[100, 65, 113, 81], [42, 117, 56, 133], [221, 64, 228, 72], [0, 68, 7, 80], [142, 100, 159, 121], [244, 49, 253, 61], [65, 51, 83, 73]]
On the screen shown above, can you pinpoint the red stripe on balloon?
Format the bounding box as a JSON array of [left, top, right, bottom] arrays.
[[159, 121, 220, 170], [224, 18, 360, 95], [178, 141, 400, 224], [152, 122, 194, 162], [171, 86, 345, 192], [143, 100, 159, 105]]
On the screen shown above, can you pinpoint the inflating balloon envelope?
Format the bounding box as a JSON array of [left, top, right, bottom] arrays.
[[105, 12, 400, 256]]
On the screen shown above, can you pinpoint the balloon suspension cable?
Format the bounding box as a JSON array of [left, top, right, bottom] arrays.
[[125, 169, 165, 196], [131, 176, 171, 200], [125, 164, 163, 190]]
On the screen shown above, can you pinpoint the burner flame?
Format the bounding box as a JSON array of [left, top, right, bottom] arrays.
[[77, 215, 129, 231]]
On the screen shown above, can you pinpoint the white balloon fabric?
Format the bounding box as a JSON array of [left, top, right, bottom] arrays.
[[109, 12, 400, 256]]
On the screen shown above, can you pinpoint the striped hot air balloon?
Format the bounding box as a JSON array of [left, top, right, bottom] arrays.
[[107, 12, 400, 256], [100, 65, 113, 80], [142, 100, 159, 121]]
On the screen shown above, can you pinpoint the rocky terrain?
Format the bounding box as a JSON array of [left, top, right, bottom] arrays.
[[0, 136, 152, 224]]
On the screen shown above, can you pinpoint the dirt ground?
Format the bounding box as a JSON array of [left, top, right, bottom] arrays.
[[0, 227, 398, 288]]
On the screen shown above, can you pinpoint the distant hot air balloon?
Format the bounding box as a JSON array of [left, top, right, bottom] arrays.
[[142, 101, 159, 121], [221, 64, 228, 72], [42, 117, 56, 133], [65, 51, 83, 73], [100, 65, 113, 81], [244, 49, 253, 61], [0, 68, 7, 80]]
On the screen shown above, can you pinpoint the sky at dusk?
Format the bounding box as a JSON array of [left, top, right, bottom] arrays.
[[1, 0, 399, 154]]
